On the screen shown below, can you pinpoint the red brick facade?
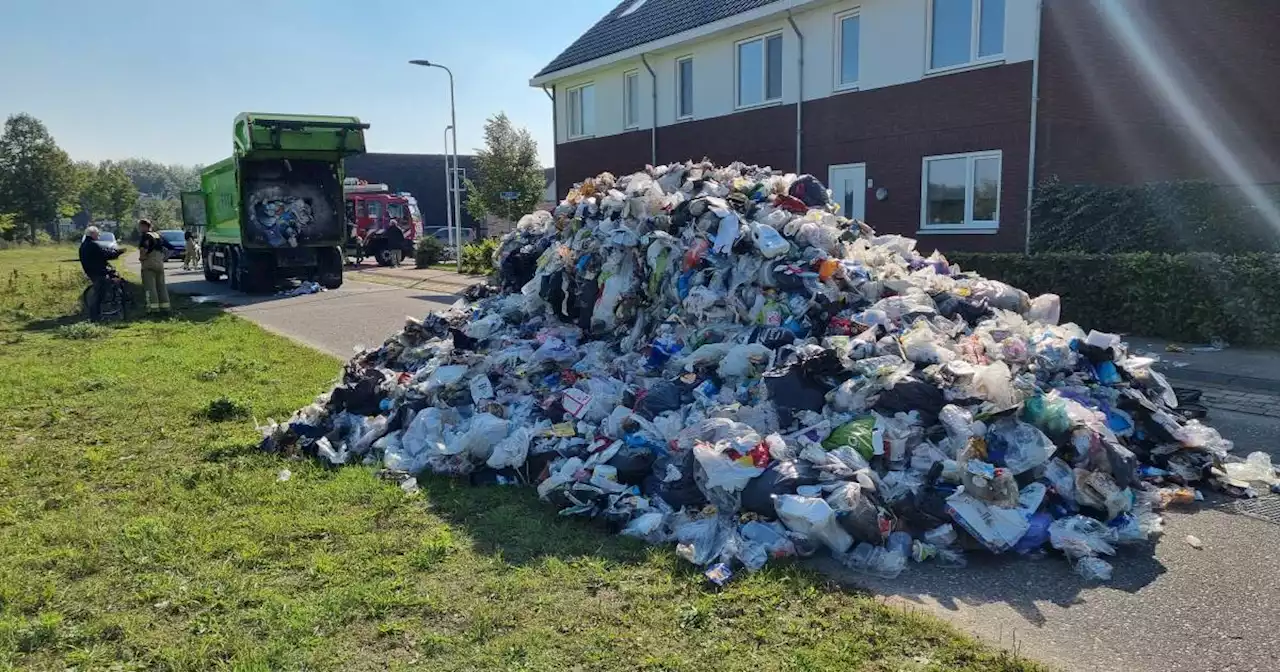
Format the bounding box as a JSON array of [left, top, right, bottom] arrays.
[[557, 63, 1033, 253], [1036, 0, 1280, 185]]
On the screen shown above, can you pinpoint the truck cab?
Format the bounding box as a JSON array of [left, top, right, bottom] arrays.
[[343, 180, 423, 266]]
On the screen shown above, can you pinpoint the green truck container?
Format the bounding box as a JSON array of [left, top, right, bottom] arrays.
[[180, 113, 369, 291]]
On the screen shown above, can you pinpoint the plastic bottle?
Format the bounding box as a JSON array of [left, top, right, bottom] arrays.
[[752, 223, 790, 258]]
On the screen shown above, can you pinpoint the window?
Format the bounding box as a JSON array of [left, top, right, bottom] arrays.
[[928, 0, 1005, 72], [836, 10, 860, 89], [624, 70, 640, 129], [920, 151, 1002, 232], [567, 83, 595, 138], [367, 201, 382, 220], [736, 32, 783, 108], [387, 202, 404, 220], [676, 56, 694, 119]]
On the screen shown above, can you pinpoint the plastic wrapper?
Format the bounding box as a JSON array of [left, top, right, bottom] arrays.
[[775, 494, 854, 554], [987, 417, 1057, 475]]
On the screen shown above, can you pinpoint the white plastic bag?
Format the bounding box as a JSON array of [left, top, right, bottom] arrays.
[[775, 494, 853, 554], [487, 427, 533, 469], [694, 441, 764, 491], [447, 413, 509, 462]]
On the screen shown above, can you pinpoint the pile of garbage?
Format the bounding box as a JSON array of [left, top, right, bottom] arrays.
[[262, 161, 1279, 584]]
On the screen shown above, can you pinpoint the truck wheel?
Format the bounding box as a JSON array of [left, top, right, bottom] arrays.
[[228, 248, 242, 291], [318, 247, 344, 289], [203, 247, 222, 282], [374, 246, 397, 267]]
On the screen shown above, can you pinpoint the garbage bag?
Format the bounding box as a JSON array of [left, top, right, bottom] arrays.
[[775, 494, 854, 554], [741, 460, 821, 517], [986, 417, 1057, 475], [694, 441, 765, 492]]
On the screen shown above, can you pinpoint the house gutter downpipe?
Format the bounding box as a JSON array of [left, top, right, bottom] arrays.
[[641, 53, 657, 165], [1025, 0, 1044, 254], [543, 85, 557, 205], [786, 9, 804, 174]]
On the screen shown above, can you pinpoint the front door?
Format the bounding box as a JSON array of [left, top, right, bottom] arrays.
[[828, 163, 867, 221]]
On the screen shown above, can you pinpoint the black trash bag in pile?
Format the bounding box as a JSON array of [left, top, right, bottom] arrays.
[[741, 460, 821, 518], [328, 368, 388, 416]]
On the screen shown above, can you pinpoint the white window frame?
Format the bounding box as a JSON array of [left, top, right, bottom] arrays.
[[925, 0, 1006, 75], [734, 31, 784, 110], [675, 55, 694, 120], [919, 150, 1002, 233], [833, 8, 861, 92], [623, 70, 641, 129], [566, 82, 595, 139]]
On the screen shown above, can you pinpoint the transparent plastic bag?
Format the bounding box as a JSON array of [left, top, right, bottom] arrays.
[[988, 417, 1057, 475]]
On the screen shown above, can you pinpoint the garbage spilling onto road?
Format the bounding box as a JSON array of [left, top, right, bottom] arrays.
[[262, 161, 1276, 584]]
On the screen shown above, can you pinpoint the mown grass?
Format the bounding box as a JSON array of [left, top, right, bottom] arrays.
[[0, 246, 1047, 671]]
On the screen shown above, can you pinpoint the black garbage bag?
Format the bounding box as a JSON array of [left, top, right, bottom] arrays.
[[934, 291, 992, 325], [741, 461, 821, 518], [328, 368, 388, 416], [763, 366, 830, 423], [499, 248, 541, 292], [1101, 435, 1140, 490], [635, 380, 683, 419], [575, 274, 599, 333], [874, 375, 945, 425], [788, 174, 831, 208], [644, 450, 707, 510], [607, 443, 657, 485]]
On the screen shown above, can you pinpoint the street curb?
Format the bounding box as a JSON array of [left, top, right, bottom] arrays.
[[1158, 367, 1280, 394]]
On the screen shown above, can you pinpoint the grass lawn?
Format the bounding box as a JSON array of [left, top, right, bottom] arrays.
[[0, 246, 1046, 671]]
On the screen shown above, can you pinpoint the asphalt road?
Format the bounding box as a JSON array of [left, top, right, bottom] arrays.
[[137, 260, 1280, 672], [127, 261, 460, 358]]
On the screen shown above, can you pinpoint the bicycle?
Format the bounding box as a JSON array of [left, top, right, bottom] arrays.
[[81, 272, 132, 323]]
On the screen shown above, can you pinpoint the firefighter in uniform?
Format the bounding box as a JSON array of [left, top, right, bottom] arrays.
[[137, 219, 172, 313]]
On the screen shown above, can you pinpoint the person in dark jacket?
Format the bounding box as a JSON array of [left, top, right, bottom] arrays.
[[79, 226, 123, 321]]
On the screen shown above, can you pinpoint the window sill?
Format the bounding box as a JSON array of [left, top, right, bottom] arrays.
[[833, 83, 860, 94], [924, 57, 1006, 79], [674, 115, 694, 123], [623, 125, 640, 131], [916, 226, 1000, 236], [734, 98, 784, 112], [566, 134, 596, 142]]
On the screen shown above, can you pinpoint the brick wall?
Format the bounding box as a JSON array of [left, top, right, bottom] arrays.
[[1037, 0, 1280, 185]]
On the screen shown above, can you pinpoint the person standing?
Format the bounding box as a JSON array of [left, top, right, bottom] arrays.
[[137, 219, 172, 313], [78, 226, 123, 321], [182, 229, 200, 271]]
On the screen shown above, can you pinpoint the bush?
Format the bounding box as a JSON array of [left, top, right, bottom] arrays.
[[949, 251, 1280, 346], [55, 322, 108, 340], [200, 396, 252, 422], [414, 236, 445, 269], [460, 238, 499, 276], [1031, 178, 1280, 254]]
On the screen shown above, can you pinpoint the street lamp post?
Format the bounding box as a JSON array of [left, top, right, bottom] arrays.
[[409, 59, 461, 273], [442, 124, 454, 253]]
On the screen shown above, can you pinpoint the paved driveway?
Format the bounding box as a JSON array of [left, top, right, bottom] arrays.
[[126, 261, 459, 358]]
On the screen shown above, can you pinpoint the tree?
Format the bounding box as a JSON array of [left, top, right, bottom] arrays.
[[136, 196, 183, 230], [86, 161, 139, 225], [117, 158, 201, 198], [463, 113, 546, 225], [0, 113, 75, 241], [61, 160, 96, 219]]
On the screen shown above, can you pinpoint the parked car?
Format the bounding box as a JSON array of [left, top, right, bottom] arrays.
[[160, 229, 187, 261], [423, 226, 476, 259], [93, 231, 120, 253]]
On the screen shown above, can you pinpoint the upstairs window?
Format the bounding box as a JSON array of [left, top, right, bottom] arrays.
[[928, 0, 1005, 72], [736, 32, 783, 108], [567, 83, 595, 138], [624, 70, 640, 129], [676, 56, 694, 119], [836, 10, 861, 89]]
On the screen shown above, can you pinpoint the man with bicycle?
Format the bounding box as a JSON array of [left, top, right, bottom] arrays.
[[79, 226, 124, 322]]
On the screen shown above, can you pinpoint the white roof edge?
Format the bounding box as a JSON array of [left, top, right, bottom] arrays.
[[528, 0, 826, 87]]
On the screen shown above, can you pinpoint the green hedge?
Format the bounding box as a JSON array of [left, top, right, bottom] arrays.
[[1031, 178, 1280, 254], [949, 252, 1280, 346], [460, 238, 499, 276]]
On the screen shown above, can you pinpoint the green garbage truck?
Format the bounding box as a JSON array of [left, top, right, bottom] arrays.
[[181, 113, 369, 292]]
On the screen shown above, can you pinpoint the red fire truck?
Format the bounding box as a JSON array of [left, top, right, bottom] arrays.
[[343, 179, 423, 266]]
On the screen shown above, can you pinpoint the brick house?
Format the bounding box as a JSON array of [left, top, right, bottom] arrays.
[[530, 0, 1280, 252]]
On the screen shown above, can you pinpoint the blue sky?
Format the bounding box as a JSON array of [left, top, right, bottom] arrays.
[[1, 0, 617, 168]]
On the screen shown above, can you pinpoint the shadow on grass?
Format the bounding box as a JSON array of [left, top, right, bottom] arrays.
[[417, 475, 661, 567], [22, 288, 227, 332]]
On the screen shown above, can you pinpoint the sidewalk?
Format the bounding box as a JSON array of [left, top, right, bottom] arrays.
[[1126, 336, 1280, 419]]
